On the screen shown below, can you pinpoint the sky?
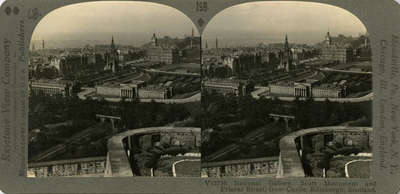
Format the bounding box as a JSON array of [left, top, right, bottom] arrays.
[[203, 1, 367, 47], [31, 2, 197, 48], [31, 1, 368, 48]]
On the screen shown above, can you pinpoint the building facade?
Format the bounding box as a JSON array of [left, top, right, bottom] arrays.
[[28, 157, 106, 177], [138, 86, 172, 99], [95, 81, 172, 100], [146, 46, 178, 65], [95, 83, 125, 98], [203, 79, 251, 96], [269, 80, 347, 98], [320, 32, 353, 63], [269, 84, 294, 97], [201, 157, 279, 177], [145, 32, 200, 65], [29, 80, 73, 97], [320, 46, 353, 63]]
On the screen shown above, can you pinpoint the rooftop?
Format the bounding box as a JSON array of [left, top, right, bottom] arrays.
[[316, 83, 344, 90], [204, 79, 247, 87], [96, 82, 121, 88], [202, 156, 278, 168], [142, 85, 170, 92], [31, 79, 71, 86], [272, 81, 294, 87]]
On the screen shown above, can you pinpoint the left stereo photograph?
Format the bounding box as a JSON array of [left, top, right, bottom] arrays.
[[27, 1, 202, 177]]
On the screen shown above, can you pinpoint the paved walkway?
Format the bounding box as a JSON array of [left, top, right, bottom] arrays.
[[319, 67, 372, 75], [252, 86, 373, 103], [78, 90, 200, 104], [145, 69, 200, 77], [344, 159, 372, 178], [172, 159, 200, 177]]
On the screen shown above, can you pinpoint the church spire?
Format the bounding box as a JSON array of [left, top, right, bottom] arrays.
[[111, 36, 116, 51], [151, 32, 157, 47], [326, 30, 332, 45], [191, 28, 194, 49], [284, 34, 289, 51]]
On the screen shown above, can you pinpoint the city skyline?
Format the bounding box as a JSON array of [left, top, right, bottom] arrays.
[[203, 2, 367, 47], [31, 1, 367, 49], [31, 2, 198, 49]]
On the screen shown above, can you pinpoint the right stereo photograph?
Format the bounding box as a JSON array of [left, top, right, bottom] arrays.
[[200, 1, 373, 179]]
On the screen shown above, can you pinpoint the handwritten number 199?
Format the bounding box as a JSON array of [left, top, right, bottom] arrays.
[[196, 1, 208, 12]]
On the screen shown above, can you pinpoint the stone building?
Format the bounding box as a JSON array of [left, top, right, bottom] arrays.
[[95, 82, 147, 99], [29, 80, 73, 97], [160, 131, 201, 148], [332, 131, 372, 150], [95, 83, 123, 98], [147, 46, 178, 65], [201, 157, 279, 177], [233, 52, 263, 74], [355, 35, 372, 61], [311, 85, 346, 98], [320, 32, 353, 63], [146, 33, 179, 65], [303, 129, 373, 156], [217, 49, 270, 76], [145, 31, 200, 65], [138, 86, 173, 99], [320, 45, 353, 63], [95, 81, 146, 99], [28, 157, 107, 177], [59, 53, 96, 76], [269, 82, 295, 97], [134, 129, 200, 151], [95, 81, 172, 100], [269, 79, 347, 98], [203, 79, 252, 96]]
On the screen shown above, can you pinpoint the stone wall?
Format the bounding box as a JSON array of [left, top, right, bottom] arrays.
[[161, 131, 201, 148], [269, 85, 294, 96], [138, 88, 168, 99], [96, 85, 121, 97], [137, 131, 200, 150], [201, 157, 279, 177], [312, 87, 342, 98], [333, 130, 372, 149], [307, 130, 372, 152], [28, 157, 106, 177]]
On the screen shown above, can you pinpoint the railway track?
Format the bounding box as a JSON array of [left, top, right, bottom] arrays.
[[30, 124, 107, 162]]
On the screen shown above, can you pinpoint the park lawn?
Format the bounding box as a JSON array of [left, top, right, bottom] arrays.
[[174, 160, 201, 177]]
